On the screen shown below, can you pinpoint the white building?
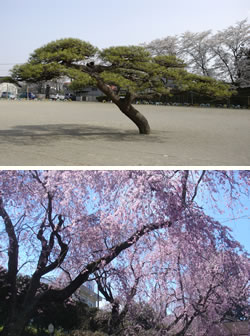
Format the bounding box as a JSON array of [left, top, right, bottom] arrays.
[[0, 82, 18, 96], [77, 282, 103, 308]]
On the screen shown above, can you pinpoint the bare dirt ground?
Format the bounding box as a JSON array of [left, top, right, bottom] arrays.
[[0, 100, 249, 166]]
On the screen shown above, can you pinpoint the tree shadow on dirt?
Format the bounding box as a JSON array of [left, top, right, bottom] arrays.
[[0, 124, 169, 146]]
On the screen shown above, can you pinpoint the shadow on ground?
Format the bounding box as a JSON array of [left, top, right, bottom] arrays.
[[0, 124, 168, 146]]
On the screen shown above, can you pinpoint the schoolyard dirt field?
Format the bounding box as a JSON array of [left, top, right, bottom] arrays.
[[0, 100, 249, 166]]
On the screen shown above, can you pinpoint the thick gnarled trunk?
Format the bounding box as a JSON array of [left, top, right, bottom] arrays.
[[118, 102, 151, 134], [1, 314, 28, 336], [96, 80, 151, 134]]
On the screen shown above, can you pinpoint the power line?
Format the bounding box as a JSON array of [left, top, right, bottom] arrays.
[[0, 63, 24, 65], [220, 215, 250, 223]]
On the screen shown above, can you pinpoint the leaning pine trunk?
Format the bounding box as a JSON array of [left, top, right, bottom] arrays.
[[118, 102, 151, 134], [96, 80, 151, 134]]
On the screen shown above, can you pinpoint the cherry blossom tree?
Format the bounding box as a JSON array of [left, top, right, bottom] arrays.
[[238, 48, 250, 88], [0, 170, 249, 336], [209, 19, 250, 85], [144, 19, 250, 86], [179, 31, 216, 77], [142, 35, 181, 57], [92, 207, 249, 335], [144, 31, 217, 77], [210, 19, 250, 84], [136, 237, 249, 335]]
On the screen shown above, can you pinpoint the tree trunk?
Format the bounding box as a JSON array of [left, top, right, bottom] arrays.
[[108, 300, 121, 335], [1, 297, 35, 336], [96, 79, 151, 134], [0, 314, 28, 336], [118, 102, 151, 134]]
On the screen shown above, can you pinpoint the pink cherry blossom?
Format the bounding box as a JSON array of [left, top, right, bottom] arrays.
[[0, 170, 249, 336]]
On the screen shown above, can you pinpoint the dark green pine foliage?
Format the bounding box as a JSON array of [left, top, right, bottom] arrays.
[[12, 38, 232, 134]]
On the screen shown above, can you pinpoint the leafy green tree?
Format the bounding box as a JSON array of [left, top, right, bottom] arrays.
[[11, 38, 232, 134]]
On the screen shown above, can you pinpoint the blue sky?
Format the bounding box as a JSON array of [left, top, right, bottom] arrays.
[[205, 204, 250, 253], [0, 0, 250, 75], [198, 178, 250, 254]]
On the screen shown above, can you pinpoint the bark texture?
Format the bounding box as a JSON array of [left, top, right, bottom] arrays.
[[96, 79, 151, 134], [118, 102, 151, 134]]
